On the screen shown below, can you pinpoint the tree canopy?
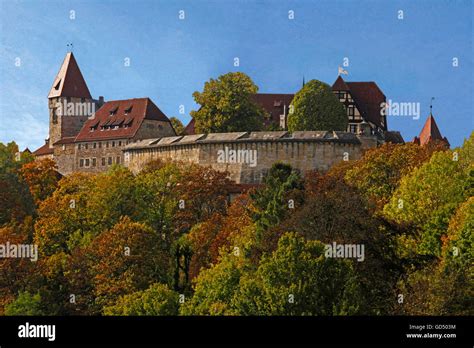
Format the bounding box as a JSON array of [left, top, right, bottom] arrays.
[[190, 72, 266, 133], [287, 79, 347, 132]]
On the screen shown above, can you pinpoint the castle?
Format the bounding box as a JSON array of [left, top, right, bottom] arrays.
[[33, 52, 448, 184]]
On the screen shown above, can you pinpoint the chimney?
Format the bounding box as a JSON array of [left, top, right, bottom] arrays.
[[98, 96, 104, 107]]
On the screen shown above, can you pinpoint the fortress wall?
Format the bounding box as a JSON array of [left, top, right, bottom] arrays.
[[124, 132, 373, 184]]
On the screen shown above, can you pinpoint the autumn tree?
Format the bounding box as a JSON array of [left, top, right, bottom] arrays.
[[182, 233, 364, 315], [89, 216, 171, 310], [20, 158, 61, 206], [0, 141, 35, 224], [103, 283, 179, 315], [345, 141, 446, 210], [169, 117, 185, 135], [384, 133, 473, 256], [287, 80, 347, 132], [191, 72, 266, 133]]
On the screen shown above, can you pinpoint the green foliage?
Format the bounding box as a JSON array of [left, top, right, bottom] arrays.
[[384, 134, 473, 256], [249, 162, 303, 236], [103, 283, 179, 315], [0, 141, 35, 225], [345, 142, 446, 209], [180, 251, 246, 315], [287, 80, 347, 132], [5, 292, 44, 315], [183, 233, 363, 315], [191, 72, 266, 133], [169, 117, 185, 135], [233, 233, 363, 315]]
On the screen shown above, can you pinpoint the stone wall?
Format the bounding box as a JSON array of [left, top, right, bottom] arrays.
[[124, 131, 378, 184]]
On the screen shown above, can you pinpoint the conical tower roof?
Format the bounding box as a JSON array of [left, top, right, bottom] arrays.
[[48, 52, 92, 99]]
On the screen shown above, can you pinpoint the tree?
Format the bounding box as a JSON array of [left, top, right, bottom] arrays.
[[0, 141, 35, 224], [278, 169, 401, 314], [20, 158, 61, 205], [89, 217, 171, 310], [169, 117, 185, 135], [345, 141, 446, 210], [383, 133, 473, 256], [190, 72, 266, 133], [182, 233, 364, 315], [5, 292, 44, 315], [103, 283, 179, 315], [287, 79, 347, 132], [233, 233, 363, 315], [249, 162, 304, 239]]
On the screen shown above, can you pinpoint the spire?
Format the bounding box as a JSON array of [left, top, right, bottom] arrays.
[[48, 52, 92, 99], [302, 76, 305, 88], [414, 113, 448, 146]]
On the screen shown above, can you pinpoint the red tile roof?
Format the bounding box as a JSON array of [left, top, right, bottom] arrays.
[[384, 131, 405, 144], [48, 52, 92, 99], [53, 136, 76, 145], [250, 93, 294, 127], [332, 77, 386, 130], [33, 142, 54, 156], [413, 114, 449, 146], [332, 76, 350, 91], [184, 118, 195, 135], [75, 98, 170, 142]]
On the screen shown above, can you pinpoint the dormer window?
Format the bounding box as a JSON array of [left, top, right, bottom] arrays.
[[124, 105, 133, 115], [109, 106, 118, 116], [54, 79, 61, 90]]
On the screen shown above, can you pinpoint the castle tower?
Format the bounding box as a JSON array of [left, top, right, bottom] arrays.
[[47, 52, 100, 147], [412, 113, 450, 147]]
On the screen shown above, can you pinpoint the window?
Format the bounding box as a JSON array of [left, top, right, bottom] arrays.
[[124, 105, 133, 114], [67, 97, 71, 103], [62, 145, 66, 150], [116, 156, 120, 164], [93, 142, 97, 149], [52, 109, 58, 124], [108, 157, 112, 165], [101, 157, 106, 166], [85, 143, 88, 149], [78, 144, 81, 150], [112, 141, 115, 147], [85, 159, 90, 167], [118, 141, 122, 146], [347, 106, 354, 116], [79, 159, 84, 167], [106, 142, 109, 148], [99, 142, 102, 148], [349, 124, 358, 133], [81, 97, 85, 103], [109, 106, 118, 116], [92, 158, 96, 167]]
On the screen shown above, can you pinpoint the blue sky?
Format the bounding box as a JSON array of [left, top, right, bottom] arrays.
[[0, 0, 472, 150]]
